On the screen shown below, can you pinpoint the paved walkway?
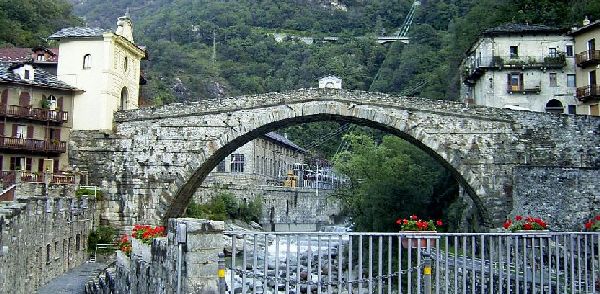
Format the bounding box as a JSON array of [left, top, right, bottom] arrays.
[[37, 262, 108, 294]]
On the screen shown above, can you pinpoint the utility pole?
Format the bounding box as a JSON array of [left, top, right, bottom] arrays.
[[212, 29, 217, 65]]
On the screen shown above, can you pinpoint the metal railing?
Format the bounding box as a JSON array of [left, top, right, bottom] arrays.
[[575, 50, 600, 67], [576, 85, 600, 101], [0, 104, 68, 123], [0, 136, 66, 153], [224, 231, 600, 293], [0, 170, 75, 185]]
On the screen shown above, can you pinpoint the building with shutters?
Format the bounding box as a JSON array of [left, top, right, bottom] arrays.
[[461, 24, 578, 114], [0, 62, 79, 179], [569, 17, 600, 116]]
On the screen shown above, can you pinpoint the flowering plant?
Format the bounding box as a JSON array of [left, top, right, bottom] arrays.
[[117, 225, 166, 256], [118, 234, 132, 256], [132, 225, 166, 244], [503, 215, 548, 232], [584, 216, 600, 231], [396, 215, 443, 231]]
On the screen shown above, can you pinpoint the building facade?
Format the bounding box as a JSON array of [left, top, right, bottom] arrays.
[[204, 132, 307, 187], [461, 24, 578, 114], [49, 13, 146, 130], [0, 63, 78, 181], [569, 18, 600, 116]]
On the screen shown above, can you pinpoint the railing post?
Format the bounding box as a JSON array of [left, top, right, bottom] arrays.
[[422, 251, 432, 294], [218, 252, 226, 294]]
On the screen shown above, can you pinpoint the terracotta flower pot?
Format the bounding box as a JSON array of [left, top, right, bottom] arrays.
[[400, 231, 438, 249]]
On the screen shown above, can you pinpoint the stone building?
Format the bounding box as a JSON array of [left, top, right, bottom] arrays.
[[49, 12, 147, 131], [461, 24, 578, 114], [319, 76, 343, 89], [0, 62, 79, 200], [0, 47, 59, 75], [568, 17, 600, 116], [202, 132, 307, 188]]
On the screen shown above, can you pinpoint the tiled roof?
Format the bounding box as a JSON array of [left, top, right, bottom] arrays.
[[483, 24, 564, 36], [264, 132, 307, 153], [0, 48, 59, 63], [48, 27, 107, 39], [0, 63, 78, 91]]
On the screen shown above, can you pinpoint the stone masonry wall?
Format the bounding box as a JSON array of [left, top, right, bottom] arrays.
[[193, 184, 340, 230], [512, 166, 599, 231], [85, 218, 224, 294], [0, 196, 96, 293]]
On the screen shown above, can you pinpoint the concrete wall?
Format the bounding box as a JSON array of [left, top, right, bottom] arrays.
[[85, 218, 224, 294], [0, 196, 96, 293]]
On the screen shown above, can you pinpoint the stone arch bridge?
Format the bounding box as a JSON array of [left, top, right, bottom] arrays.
[[70, 89, 599, 230]]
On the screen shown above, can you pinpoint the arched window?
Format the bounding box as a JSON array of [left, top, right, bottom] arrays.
[[83, 54, 92, 69], [47, 95, 57, 110], [120, 87, 128, 110], [545, 99, 564, 114]]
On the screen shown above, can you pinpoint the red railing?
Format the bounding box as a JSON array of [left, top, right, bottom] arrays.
[[0, 170, 75, 185], [0, 137, 66, 153], [0, 104, 68, 123], [576, 84, 600, 102], [575, 50, 600, 67]]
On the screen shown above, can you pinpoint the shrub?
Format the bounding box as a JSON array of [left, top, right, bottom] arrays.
[[88, 225, 117, 252]]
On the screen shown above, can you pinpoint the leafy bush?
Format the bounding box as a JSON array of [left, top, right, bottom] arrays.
[[76, 188, 104, 200], [87, 226, 117, 252], [186, 192, 262, 222]]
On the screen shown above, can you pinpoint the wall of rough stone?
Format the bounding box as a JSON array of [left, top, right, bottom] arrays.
[[69, 89, 600, 230], [512, 166, 599, 231], [193, 184, 340, 231], [85, 218, 224, 294], [0, 196, 96, 293]]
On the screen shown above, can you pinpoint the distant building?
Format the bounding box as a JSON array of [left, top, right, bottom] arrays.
[[568, 17, 600, 116], [319, 76, 342, 89], [49, 12, 147, 130], [461, 24, 577, 114], [0, 62, 79, 192], [0, 47, 59, 75], [205, 132, 307, 187]]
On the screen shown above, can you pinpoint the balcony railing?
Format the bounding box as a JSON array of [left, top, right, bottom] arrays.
[[0, 137, 66, 153], [0, 104, 68, 123], [576, 84, 600, 102], [575, 50, 600, 67], [463, 54, 567, 84], [0, 170, 75, 186], [506, 84, 542, 94]]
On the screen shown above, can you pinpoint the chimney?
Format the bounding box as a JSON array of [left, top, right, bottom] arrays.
[[583, 16, 591, 26]]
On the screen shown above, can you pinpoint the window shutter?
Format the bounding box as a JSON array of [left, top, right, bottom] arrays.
[[507, 74, 511, 85], [0, 122, 4, 136], [53, 159, 59, 173], [57, 97, 63, 110], [0, 156, 3, 170], [56, 128, 61, 140], [1, 89, 7, 108], [38, 159, 44, 172], [25, 158, 32, 171], [18, 92, 30, 107], [12, 124, 17, 137], [519, 73, 524, 89], [27, 125, 33, 139], [10, 157, 16, 170]]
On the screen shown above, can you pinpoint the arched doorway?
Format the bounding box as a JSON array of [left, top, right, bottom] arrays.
[[120, 87, 128, 110], [545, 99, 564, 114]]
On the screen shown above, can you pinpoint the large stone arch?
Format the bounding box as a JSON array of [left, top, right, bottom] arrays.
[[71, 89, 600, 230]]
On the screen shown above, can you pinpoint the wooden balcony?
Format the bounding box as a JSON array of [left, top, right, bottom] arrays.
[[575, 50, 600, 67], [0, 137, 66, 154], [576, 85, 600, 102], [506, 84, 541, 94], [0, 104, 68, 123], [0, 170, 75, 186], [463, 54, 566, 84]]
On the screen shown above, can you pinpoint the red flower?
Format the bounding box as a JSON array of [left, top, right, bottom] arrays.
[[515, 215, 523, 221], [410, 214, 418, 220], [523, 223, 533, 230], [403, 219, 409, 225], [503, 220, 512, 229], [595, 215, 600, 221], [395, 219, 402, 225], [436, 220, 443, 226], [586, 221, 593, 230]]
